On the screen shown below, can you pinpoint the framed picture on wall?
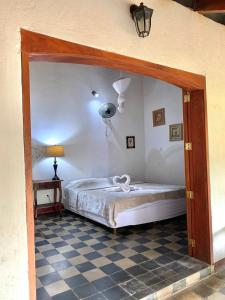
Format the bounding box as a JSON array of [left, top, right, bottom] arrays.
[[126, 136, 135, 149], [152, 108, 165, 127], [169, 123, 183, 141]]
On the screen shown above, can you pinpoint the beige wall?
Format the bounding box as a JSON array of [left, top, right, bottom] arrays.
[[0, 1, 225, 299]]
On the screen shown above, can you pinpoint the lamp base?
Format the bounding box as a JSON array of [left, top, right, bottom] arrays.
[[52, 157, 60, 181], [52, 175, 60, 181]]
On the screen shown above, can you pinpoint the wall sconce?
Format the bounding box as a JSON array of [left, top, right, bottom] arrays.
[[130, 2, 154, 38]]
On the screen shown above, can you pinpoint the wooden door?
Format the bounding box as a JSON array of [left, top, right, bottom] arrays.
[[183, 90, 212, 264]]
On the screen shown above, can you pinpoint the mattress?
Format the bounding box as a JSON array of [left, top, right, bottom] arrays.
[[64, 177, 186, 227]]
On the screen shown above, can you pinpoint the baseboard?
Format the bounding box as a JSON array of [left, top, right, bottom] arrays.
[[215, 257, 225, 271], [37, 203, 64, 215]]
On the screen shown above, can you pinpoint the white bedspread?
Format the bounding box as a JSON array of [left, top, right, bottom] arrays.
[[64, 178, 185, 227]]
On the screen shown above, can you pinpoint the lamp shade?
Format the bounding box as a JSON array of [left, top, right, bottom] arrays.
[[47, 145, 64, 157]]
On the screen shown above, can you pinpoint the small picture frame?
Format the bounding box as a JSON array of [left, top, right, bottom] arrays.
[[169, 123, 183, 141], [126, 136, 135, 149], [152, 108, 165, 127]]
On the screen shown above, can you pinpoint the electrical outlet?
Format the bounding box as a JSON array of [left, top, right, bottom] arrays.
[[46, 194, 51, 202]]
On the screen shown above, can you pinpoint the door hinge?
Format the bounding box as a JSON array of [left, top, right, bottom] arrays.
[[184, 92, 191, 103], [185, 142, 192, 151], [186, 190, 194, 199], [189, 238, 196, 248]]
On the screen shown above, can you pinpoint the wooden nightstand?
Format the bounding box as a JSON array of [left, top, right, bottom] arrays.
[[33, 179, 63, 218]]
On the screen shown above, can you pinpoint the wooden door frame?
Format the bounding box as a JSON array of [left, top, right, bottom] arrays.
[[20, 29, 213, 300]]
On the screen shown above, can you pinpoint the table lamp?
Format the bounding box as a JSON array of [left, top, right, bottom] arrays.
[[46, 145, 64, 180]]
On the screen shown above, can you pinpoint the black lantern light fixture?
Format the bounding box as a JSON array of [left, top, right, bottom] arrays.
[[130, 2, 153, 38]]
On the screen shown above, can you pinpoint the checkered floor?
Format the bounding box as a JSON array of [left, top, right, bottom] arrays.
[[35, 212, 208, 300], [168, 267, 225, 300]]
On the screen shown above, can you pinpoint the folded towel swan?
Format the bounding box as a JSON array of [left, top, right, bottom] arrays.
[[113, 174, 134, 192]]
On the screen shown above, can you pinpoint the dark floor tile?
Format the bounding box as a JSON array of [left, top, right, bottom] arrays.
[[85, 293, 107, 300], [86, 229, 98, 234], [36, 240, 49, 247], [140, 260, 160, 271], [42, 249, 59, 257], [120, 278, 146, 295], [137, 272, 161, 286], [151, 280, 171, 292], [53, 228, 65, 233], [92, 243, 107, 250], [155, 238, 170, 245], [52, 241, 68, 248], [63, 250, 80, 259], [132, 245, 149, 253], [155, 246, 171, 254], [106, 253, 124, 262], [76, 261, 96, 273], [111, 270, 132, 283], [36, 288, 50, 300], [61, 234, 74, 240], [71, 242, 87, 249], [103, 285, 129, 300], [65, 274, 89, 289], [79, 235, 91, 241], [93, 276, 115, 291], [134, 287, 154, 300], [178, 247, 188, 255], [135, 237, 150, 244], [36, 258, 49, 268], [69, 229, 81, 234], [98, 236, 111, 242], [74, 282, 98, 298], [111, 244, 127, 251], [44, 234, 58, 239], [84, 251, 102, 260], [39, 271, 61, 285], [130, 254, 148, 264], [52, 260, 72, 271], [100, 263, 122, 275], [52, 290, 78, 300], [126, 265, 148, 276], [166, 252, 183, 260], [193, 283, 215, 297], [155, 255, 173, 265]]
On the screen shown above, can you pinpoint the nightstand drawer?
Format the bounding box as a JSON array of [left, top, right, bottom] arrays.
[[35, 181, 61, 190]]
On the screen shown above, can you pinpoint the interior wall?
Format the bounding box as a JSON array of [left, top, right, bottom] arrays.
[[1, 0, 225, 299], [143, 78, 184, 185], [30, 62, 145, 203]]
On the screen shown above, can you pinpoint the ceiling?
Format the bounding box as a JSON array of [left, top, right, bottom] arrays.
[[173, 0, 225, 25]]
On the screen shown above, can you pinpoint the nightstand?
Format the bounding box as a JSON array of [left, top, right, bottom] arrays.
[[33, 179, 63, 218]]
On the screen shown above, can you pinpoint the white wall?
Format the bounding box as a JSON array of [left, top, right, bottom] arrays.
[[1, 1, 225, 298], [31, 62, 184, 205], [143, 78, 184, 185], [30, 62, 145, 204]]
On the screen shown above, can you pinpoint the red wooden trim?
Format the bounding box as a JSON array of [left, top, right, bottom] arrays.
[[21, 29, 214, 299], [182, 90, 193, 257], [195, 0, 225, 12], [21, 52, 36, 300], [188, 90, 213, 263], [21, 29, 205, 91]]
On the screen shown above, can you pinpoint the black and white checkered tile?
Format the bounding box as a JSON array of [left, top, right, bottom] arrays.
[[35, 212, 209, 300]]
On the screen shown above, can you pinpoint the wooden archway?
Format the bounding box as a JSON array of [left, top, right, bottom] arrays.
[[21, 29, 213, 300]]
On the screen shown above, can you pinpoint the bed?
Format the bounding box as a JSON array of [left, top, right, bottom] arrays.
[[64, 177, 186, 229]]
